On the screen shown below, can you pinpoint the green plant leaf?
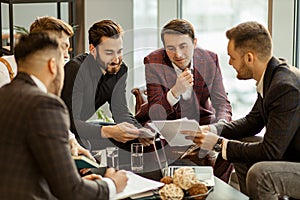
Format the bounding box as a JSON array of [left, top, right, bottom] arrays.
[[96, 108, 113, 122], [13, 25, 29, 34]]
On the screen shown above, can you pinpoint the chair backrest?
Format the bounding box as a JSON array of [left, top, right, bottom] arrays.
[[0, 57, 14, 81], [131, 86, 147, 113], [131, 85, 150, 125]]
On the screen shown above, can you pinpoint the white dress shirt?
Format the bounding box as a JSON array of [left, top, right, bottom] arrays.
[[167, 60, 194, 106]]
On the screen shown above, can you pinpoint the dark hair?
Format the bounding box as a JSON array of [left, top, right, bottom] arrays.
[[14, 32, 60, 65], [88, 19, 123, 47], [226, 21, 272, 61], [30, 16, 74, 37], [161, 19, 195, 45]]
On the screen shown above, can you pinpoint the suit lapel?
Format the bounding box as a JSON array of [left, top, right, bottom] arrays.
[[259, 57, 286, 123], [162, 50, 178, 90], [263, 57, 285, 95]]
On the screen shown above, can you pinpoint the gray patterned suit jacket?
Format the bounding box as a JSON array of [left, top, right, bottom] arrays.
[[0, 72, 109, 199], [215, 57, 300, 163]]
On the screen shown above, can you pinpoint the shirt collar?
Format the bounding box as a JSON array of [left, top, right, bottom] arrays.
[[256, 69, 266, 98], [30, 74, 47, 93], [172, 58, 194, 74]]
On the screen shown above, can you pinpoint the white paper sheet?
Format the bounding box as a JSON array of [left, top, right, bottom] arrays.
[[148, 118, 201, 146], [114, 171, 164, 200]]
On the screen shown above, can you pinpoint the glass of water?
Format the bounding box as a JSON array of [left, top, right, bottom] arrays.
[[106, 147, 119, 170], [131, 143, 143, 172]]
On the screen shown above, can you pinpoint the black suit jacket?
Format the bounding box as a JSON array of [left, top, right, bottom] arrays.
[[216, 57, 300, 163], [0, 73, 109, 199], [61, 53, 140, 149]]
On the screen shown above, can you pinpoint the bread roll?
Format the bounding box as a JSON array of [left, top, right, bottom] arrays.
[[159, 183, 184, 200], [173, 167, 199, 190]]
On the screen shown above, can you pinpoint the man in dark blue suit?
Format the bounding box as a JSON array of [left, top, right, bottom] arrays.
[[182, 21, 300, 196]]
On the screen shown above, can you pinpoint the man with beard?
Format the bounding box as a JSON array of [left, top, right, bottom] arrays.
[[0, 16, 94, 160], [0, 32, 128, 200], [61, 20, 148, 153], [182, 21, 300, 197]]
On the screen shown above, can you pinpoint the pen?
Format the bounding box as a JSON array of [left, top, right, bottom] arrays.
[[179, 144, 200, 159]]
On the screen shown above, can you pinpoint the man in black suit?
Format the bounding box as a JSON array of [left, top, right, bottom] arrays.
[[0, 32, 128, 199], [182, 21, 300, 196], [61, 19, 151, 151]]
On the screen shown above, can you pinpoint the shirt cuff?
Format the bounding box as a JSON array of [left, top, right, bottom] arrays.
[[221, 138, 228, 160], [208, 125, 218, 134], [167, 90, 180, 106], [68, 130, 76, 140], [102, 177, 117, 200]]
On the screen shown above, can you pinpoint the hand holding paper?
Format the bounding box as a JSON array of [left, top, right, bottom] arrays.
[[148, 118, 201, 146], [138, 127, 156, 138], [181, 129, 219, 151]]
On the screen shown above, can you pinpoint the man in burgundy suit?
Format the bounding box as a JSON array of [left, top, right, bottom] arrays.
[[143, 19, 233, 181], [144, 19, 231, 125]]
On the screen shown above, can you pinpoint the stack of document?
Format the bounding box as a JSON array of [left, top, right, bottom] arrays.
[[115, 171, 164, 200], [148, 118, 201, 146]]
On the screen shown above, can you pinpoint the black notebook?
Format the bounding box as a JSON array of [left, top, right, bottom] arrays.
[[73, 155, 101, 169]]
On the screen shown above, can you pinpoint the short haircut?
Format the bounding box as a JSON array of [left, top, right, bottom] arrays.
[[88, 19, 123, 47], [161, 19, 195, 45], [14, 32, 60, 65], [30, 16, 74, 37], [226, 21, 272, 61]]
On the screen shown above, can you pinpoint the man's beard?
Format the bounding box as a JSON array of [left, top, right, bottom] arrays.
[[49, 67, 63, 96], [105, 61, 122, 74], [95, 51, 122, 74], [236, 61, 253, 80]]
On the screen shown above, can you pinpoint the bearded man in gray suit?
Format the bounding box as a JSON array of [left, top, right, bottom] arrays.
[[0, 32, 128, 199]]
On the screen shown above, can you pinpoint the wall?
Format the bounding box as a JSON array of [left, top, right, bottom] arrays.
[[271, 0, 295, 64]]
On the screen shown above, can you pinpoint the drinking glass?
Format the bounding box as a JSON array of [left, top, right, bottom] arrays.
[[131, 143, 143, 172], [106, 147, 119, 170]]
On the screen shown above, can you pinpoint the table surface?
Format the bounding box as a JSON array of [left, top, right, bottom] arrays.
[[119, 165, 248, 200], [94, 142, 249, 200], [206, 176, 248, 200]]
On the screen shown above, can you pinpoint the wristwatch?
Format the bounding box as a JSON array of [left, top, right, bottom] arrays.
[[213, 137, 223, 152]]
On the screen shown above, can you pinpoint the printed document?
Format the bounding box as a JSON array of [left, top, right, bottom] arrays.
[[148, 118, 201, 146], [114, 171, 164, 199]]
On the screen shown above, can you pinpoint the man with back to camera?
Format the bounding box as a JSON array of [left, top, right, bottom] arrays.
[[0, 16, 94, 159], [0, 32, 127, 199], [142, 19, 232, 181], [182, 21, 300, 196], [61, 19, 152, 153]]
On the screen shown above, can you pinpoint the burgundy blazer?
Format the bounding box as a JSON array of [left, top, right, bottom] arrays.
[[144, 47, 232, 125]]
